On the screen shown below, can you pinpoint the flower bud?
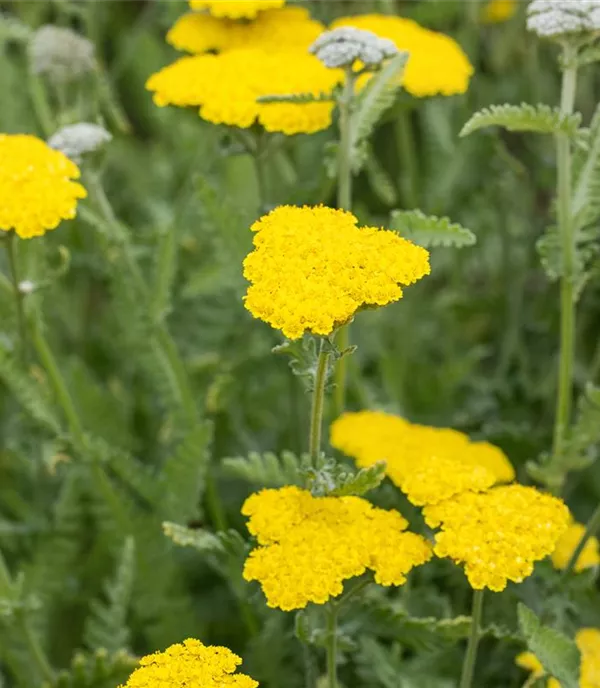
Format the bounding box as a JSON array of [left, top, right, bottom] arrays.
[[48, 123, 112, 164], [28, 25, 95, 83], [310, 26, 398, 69]]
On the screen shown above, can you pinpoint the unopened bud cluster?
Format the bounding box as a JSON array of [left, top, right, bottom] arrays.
[[28, 25, 96, 82], [527, 0, 600, 38], [310, 27, 398, 69], [48, 123, 112, 164]]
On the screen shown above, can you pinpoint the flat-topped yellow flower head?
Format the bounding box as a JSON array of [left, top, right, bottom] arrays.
[[330, 410, 514, 504], [0, 134, 87, 239], [242, 486, 432, 610], [243, 206, 430, 339], [551, 520, 600, 573], [189, 0, 284, 19], [120, 638, 258, 688], [424, 485, 570, 591], [168, 7, 324, 54], [517, 628, 600, 688], [146, 49, 341, 135], [331, 14, 474, 96]]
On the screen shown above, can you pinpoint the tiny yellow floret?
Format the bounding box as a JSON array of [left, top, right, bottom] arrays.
[[0, 134, 87, 239], [119, 638, 258, 688], [242, 486, 432, 610], [517, 628, 600, 687], [331, 14, 474, 96], [146, 49, 341, 135], [243, 206, 430, 339], [168, 7, 324, 54], [551, 520, 600, 573], [189, 0, 284, 19], [424, 485, 570, 591]]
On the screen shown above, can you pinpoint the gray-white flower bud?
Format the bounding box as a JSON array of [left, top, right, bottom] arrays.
[[527, 0, 600, 38], [28, 25, 96, 83], [310, 27, 398, 69], [48, 123, 112, 164]]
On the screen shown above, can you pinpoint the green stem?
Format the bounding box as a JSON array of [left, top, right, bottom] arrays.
[[563, 502, 600, 578], [4, 233, 27, 364], [395, 106, 419, 209], [552, 44, 579, 480], [460, 589, 484, 688], [28, 72, 55, 137], [31, 314, 85, 448], [326, 603, 339, 688], [333, 69, 356, 417], [309, 341, 330, 465]]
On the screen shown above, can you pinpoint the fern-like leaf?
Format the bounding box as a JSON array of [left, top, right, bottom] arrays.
[[330, 462, 387, 497], [573, 101, 600, 230], [349, 52, 409, 171], [83, 537, 135, 653], [256, 92, 336, 104], [222, 450, 305, 488], [0, 345, 62, 435], [390, 209, 476, 248], [460, 103, 582, 138], [44, 648, 136, 688], [157, 421, 212, 522]]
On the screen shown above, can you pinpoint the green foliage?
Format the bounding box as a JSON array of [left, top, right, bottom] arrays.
[[222, 450, 306, 488], [460, 104, 582, 138], [390, 209, 476, 248], [44, 649, 136, 688], [517, 604, 580, 688], [349, 53, 409, 172], [314, 460, 387, 497], [83, 537, 135, 654]]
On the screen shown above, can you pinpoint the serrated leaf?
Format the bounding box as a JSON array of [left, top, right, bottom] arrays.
[[390, 209, 476, 248], [364, 145, 398, 206], [461, 104, 582, 138], [330, 461, 387, 497], [222, 450, 305, 488], [517, 604, 580, 688], [349, 52, 409, 172]]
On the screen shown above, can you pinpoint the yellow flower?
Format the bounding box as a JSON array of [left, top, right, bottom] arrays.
[[146, 49, 341, 134], [423, 485, 570, 591], [168, 7, 324, 54], [482, 0, 518, 24], [243, 206, 430, 339], [120, 638, 258, 688], [551, 520, 600, 573], [330, 410, 514, 503], [189, 0, 284, 19], [242, 486, 432, 611], [517, 628, 600, 688], [331, 14, 473, 96], [0, 134, 87, 239]]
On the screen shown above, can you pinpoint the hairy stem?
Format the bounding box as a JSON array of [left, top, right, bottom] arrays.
[[551, 44, 579, 486], [333, 69, 356, 417], [309, 341, 330, 465], [326, 603, 339, 688], [563, 502, 600, 578], [460, 589, 484, 688], [5, 233, 27, 364]]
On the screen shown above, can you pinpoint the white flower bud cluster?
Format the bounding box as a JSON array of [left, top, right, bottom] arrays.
[[310, 27, 398, 69], [48, 123, 112, 164], [28, 25, 96, 82], [527, 0, 600, 38]]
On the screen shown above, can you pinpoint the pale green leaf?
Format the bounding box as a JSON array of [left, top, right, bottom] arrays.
[[461, 104, 582, 138], [390, 209, 476, 248]]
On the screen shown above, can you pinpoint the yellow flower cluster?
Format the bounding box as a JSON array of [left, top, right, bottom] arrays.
[[242, 486, 432, 610], [482, 0, 518, 24], [331, 14, 474, 96], [119, 638, 258, 688], [189, 0, 284, 19], [330, 410, 515, 505], [551, 520, 600, 573], [243, 206, 430, 339], [168, 7, 323, 54], [423, 485, 570, 591], [0, 134, 87, 239], [146, 50, 341, 135], [517, 628, 600, 688]]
